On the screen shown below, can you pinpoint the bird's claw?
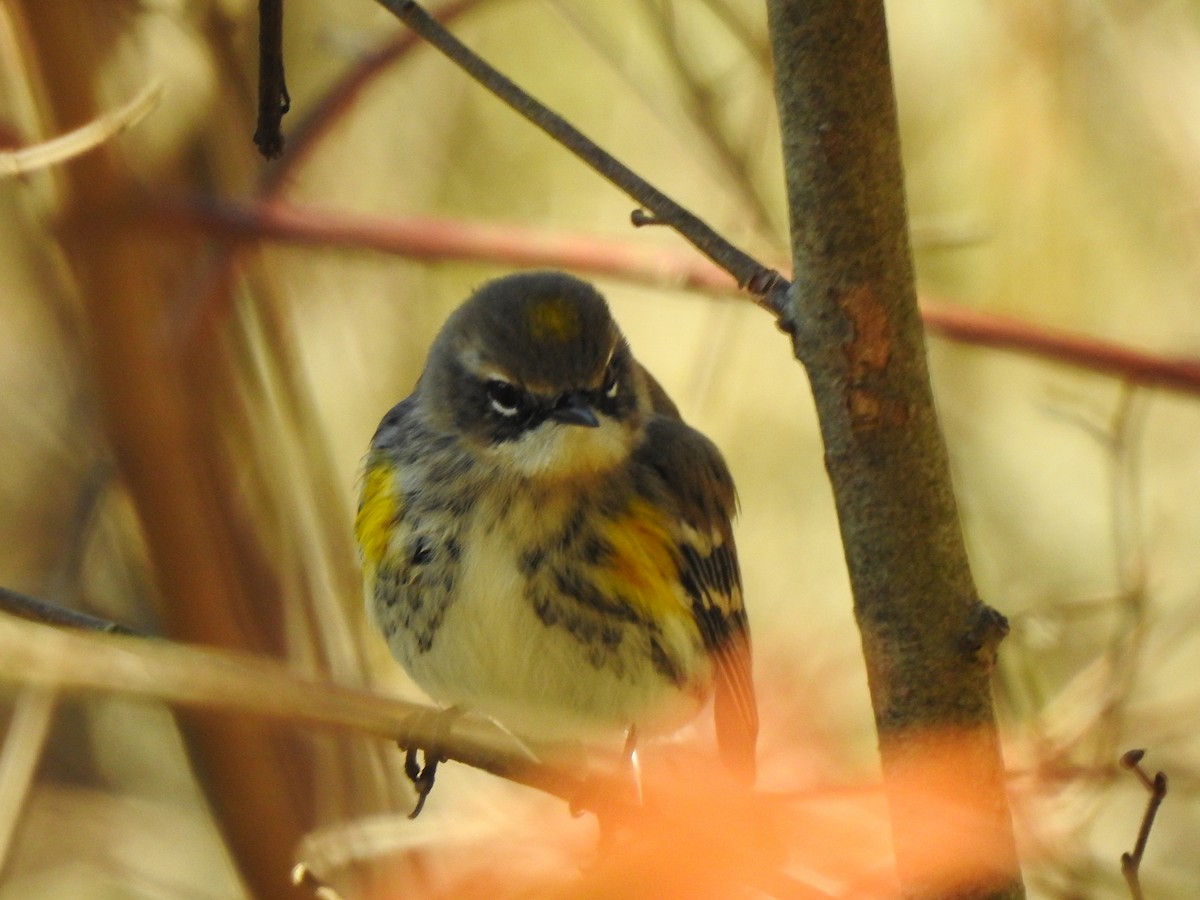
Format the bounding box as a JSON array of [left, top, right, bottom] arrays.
[[399, 706, 460, 819]]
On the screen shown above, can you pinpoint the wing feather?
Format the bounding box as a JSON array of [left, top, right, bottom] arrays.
[[633, 414, 759, 783]]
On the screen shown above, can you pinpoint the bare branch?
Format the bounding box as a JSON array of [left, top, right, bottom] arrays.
[[373, 0, 789, 310], [921, 300, 1200, 395], [767, 0, 1023, 895], [253, 0, 290, 158], [168, 196, 1200, 397], [164, 198, 739, 293], [0, 606, 620, 808], [0, 586, 139, 636], [261, 0, 484, 188], [1120, 749, 1168, 900]]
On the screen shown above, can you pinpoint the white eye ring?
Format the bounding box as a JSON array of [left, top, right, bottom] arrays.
[[486, 379, 522, 417], [603, 372, 619, 399]]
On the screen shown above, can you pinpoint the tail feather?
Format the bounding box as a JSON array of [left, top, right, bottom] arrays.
[[713, 635, 758, 785]]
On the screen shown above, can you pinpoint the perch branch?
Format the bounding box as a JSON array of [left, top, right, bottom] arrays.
[[0, 602, 620, 808]]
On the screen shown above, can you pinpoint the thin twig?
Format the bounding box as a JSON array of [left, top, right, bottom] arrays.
[[0, 586, 139, 636], [1089, 387, 1152, 767], [374, 0, 789, 312], [261, 0, 485, 188], [639, 0, 779, 239], [180, 0, 485, 346], [1119, 749, 1168, 900], [253, 0, 290, 158]]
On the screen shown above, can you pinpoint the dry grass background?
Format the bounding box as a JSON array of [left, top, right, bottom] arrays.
[[1, 0, 1199, 896]]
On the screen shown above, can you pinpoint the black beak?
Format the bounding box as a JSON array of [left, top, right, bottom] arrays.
[[548, 391, 600, 428]]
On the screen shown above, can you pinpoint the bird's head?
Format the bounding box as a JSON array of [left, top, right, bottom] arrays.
[[421, 271, 651, 480]]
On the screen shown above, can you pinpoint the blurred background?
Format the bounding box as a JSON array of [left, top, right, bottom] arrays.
[[1, 0, 1199, 896]]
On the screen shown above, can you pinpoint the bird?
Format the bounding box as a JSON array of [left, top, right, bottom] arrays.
[[355, 271, 757, 803]]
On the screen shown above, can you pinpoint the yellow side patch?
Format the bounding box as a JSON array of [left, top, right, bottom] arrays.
[[355, 460, 400, 568], [526, 296, 581, 343], [593, 498, 687, 622]]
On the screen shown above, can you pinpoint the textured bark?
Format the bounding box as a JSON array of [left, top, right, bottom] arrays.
[[766, 2, 1025, 896]]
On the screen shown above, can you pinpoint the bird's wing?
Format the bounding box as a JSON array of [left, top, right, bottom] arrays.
[[355, 398, 417, 581], [633, 414, 758, 784]]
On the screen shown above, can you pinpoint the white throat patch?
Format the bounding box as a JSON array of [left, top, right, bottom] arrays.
[[493, 417, 633, 479]]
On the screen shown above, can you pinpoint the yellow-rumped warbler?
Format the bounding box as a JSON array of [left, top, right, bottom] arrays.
[[356, 271, 757, 784]]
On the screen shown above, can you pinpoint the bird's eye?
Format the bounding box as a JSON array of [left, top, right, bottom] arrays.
[[486, 379, 524, 417], [602, 366, 619, 400]]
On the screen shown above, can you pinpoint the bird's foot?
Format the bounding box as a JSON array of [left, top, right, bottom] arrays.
[[399, 706, 461, 819]]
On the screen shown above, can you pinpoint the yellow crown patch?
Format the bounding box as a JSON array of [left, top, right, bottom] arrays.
[[526, 296, 582, 343]]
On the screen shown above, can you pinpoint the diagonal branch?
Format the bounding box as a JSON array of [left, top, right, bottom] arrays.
[[374, 0, 789, 311], [0, 586, 139, 636], [0, 603, 616, 808], [0, 81, 162, 177]]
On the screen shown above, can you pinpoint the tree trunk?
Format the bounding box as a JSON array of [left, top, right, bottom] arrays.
[[766, 2, 1025, 896]]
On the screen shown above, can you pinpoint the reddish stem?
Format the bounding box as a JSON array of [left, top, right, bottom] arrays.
[[168, 196, 1200, 397]]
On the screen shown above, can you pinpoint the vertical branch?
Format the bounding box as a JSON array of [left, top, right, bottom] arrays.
[[1120, 749, 1168, 900], [254, 0, 290, 158], [0, 688, 57, 878], [765, 2, 1024, 897]]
